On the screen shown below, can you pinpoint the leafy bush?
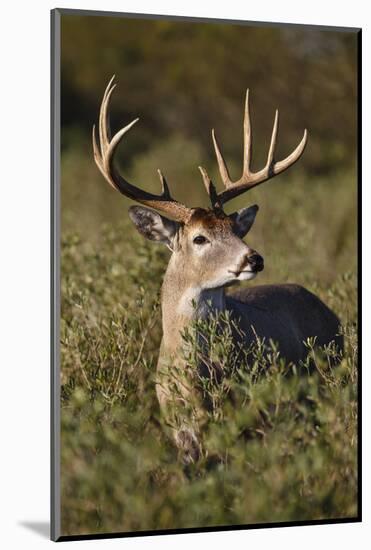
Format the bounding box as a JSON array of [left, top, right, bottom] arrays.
[[60, 219, 357, 536]]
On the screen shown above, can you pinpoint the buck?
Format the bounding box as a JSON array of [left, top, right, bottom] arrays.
[[93, 77, 343, 462]]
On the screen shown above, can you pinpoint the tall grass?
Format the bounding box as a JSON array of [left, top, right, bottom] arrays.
[[60, 145, 357, 535]]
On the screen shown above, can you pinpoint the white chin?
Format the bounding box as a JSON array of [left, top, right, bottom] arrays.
[[237, 271, 257, 281]]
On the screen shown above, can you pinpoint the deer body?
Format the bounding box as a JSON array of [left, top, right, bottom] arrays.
[[152, 207, 342, 461], [161, 281, 341, 369], [93, 77, 342, 462]]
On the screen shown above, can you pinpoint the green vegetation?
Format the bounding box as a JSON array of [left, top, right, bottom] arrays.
[[59, 14, 358, 537], [60, 170, 357, 535]]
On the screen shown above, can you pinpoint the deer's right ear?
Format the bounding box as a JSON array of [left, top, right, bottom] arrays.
[[230, 204, 259, 238], [128, 206, 178, 247]]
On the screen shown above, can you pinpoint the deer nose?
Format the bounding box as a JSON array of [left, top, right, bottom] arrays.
[[247, 252, 264, 272]]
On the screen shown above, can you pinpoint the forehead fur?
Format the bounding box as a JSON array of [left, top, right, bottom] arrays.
[[186, 208, 233, 234]]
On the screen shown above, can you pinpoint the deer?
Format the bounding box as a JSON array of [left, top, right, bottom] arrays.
[[93, 76, 343, 463]]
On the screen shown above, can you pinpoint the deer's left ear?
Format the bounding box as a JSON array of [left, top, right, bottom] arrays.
[[128, 205, 179, 247], [230, 204, 259, 238]]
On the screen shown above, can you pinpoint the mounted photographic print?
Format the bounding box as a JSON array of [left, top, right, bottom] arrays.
[[51, 8, 361, 541]]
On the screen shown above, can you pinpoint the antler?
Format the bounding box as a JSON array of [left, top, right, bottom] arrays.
[[200, 89, 308, 206], [92, 76, 192, 222]]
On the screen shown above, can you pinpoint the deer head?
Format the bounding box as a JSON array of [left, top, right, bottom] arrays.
[[93, 76, 307, 292]]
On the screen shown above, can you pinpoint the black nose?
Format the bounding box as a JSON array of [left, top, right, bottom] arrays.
[[247, 253, 264, 272]]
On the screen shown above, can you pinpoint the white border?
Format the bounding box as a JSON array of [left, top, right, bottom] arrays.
[[0, 1, 368, 548]]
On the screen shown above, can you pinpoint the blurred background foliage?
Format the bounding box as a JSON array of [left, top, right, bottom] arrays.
[[61, 14, 357, 243], [60, 13, 358, 536]]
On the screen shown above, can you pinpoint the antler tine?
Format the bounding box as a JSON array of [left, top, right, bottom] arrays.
[[211, 89, 308, 206], [243, 89, 252, 177], [211, 128, 231, 188], [99, 74, 116, 154], [198, 166, 222, 211], [273, 129, 307, 173], [157, 169, 171, 199], [92, 77, 192, 222], [211, 89, 253, 190], [266, 109, 279, 168]]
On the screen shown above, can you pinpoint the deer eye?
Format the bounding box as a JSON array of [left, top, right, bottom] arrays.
[[193, 235, 208, 245]]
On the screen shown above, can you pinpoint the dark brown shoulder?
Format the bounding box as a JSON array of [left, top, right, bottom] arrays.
[[229, 283, 303, 299], [227, 283, 318, 309]]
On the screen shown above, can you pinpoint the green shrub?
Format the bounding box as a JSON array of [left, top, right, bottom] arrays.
[[60, 220, 357, 535]]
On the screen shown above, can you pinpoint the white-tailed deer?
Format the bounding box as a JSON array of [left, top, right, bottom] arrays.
[[93, 77, 343, 462]]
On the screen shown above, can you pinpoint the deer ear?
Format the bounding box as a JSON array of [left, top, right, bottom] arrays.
[[128, 206, 178, 246], [230, 204, 259, 238]]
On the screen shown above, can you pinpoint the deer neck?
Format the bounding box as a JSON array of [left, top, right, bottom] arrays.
[[161, 258, 225, 354]]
